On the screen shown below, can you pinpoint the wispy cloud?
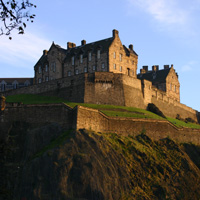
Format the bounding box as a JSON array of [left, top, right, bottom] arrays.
[[127, 0, 189, 27], [0, 32, 51, 68], [181, 61, 198, 72]]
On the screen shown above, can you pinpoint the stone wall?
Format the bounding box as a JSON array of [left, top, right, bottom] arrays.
[[84, 72, 145, 109], [1, 72, 199, 123], [151, 89, 198, 122], [1, 103, 74, 130], [76, 106, 200, 145], [108, 31, 138, 78], [1, 103, 200, 145]]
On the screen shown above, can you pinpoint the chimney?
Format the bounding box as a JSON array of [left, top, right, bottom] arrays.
[[112, 29, 119, 38], [81, 40, 86, 46], [171, 64, 174, 68], [67, 42, 76, 49], [143, 65, 148, 73], [43, 50, 48, 55], [152, 65, 159, 72], [164, 65, 169, 69], [67, 42, 73, 49], [140, 69, 147, 74], [129, 44, 133, 50]]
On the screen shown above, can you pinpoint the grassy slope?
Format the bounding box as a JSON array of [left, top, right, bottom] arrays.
[[6, 94, 200, 129]]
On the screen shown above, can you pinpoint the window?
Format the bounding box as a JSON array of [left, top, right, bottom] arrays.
[[45, 64, 48, 72], [93, 65, 96, 71], [113, 64, 116, 70], [89, 52, 92, 61], [97, 50, 100, 59], [84, 67, 87, 73], [39, 66, 41, 74], [120, 54, 122, 61], [72, 56, 75, 65], [13, 83, 18, 89], [80, 54, 83, 63], [38, 78, 42, 84], [45, 76, 49, 82], [132, 60, 134, 65], [51, 62, 56, 72], [120, 66, 122, 72], [67, 71, 71, 76], [1, 84, 5, 91], [101, 63, 105, 69], [75, 69, 79, 75], [114, 52, 116, 59]]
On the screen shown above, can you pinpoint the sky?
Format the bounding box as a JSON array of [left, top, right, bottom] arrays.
[[0, 0, 200, 111]]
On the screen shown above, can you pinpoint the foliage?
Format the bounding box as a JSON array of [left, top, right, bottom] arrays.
[[0, 0, 36, 39]]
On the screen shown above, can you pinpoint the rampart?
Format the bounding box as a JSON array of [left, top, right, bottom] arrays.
[[0, 103, 75, 130], [1, 103, 200, 145], [76, 106, 200, 145], [1, 72, 199, 123], [151, 88, 199, 122]]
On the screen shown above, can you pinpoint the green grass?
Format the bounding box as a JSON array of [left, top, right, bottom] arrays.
[[167, 117, 200, 129], [6, 94, 200, 129], [6, 94, 64, 104]]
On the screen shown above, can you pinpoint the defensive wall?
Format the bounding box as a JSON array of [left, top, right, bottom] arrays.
[[1, 103, 200, 145], [0, 103, 75, 130], [76, 106, 200, 145], [151, 88, 199, 122], [1, 72, 199, 123]]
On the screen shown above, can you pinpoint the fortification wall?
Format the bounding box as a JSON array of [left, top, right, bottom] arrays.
[[1, 72, 199, 123], [152, 94, 198, 122], [0, 103, 74, 129], [84, 72, 145, 109], [1, 74, 86, 103], [76, 106, 200, 145]]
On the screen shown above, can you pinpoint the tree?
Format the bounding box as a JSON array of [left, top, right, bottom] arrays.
[[0, 0, 36, 39]]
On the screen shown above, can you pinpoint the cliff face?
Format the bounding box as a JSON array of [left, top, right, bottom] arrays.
[[1, 122, 200, 200]]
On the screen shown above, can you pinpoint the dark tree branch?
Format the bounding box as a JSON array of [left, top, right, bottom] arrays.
[[0, 0, 36, 39]]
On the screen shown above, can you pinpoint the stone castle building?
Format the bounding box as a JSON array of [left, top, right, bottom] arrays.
[[34, 29, 138, 83], [2, 29, 196, 122], [34, 29, 180, 103]]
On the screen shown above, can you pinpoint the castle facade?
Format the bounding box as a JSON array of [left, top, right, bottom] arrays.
[[34, 30, 138, 83], [1, 29, 198, 123]]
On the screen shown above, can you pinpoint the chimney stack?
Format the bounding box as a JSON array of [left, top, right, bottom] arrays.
[[112, 29, 119, 38], [67, 42, 76, 49], [43, 50, 48, 55], [129, 44, 133, 50], [81, 40, 86, 46], [143, 65, 148, 73], [164, 65, 169, 69], [152, 65, 159, 72]]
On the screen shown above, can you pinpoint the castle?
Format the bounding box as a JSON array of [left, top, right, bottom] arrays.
[[1, 29, 199, 123], [34, 29, 180, 103]]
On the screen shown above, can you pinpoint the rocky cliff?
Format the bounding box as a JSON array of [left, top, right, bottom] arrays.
[[1, 122, 200, 200]]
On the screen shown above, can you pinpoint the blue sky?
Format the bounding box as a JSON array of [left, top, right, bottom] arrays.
[[0, 0, 200, 111]]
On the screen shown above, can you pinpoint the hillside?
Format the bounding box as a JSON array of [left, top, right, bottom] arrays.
[[1, 122, 200, 200]]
